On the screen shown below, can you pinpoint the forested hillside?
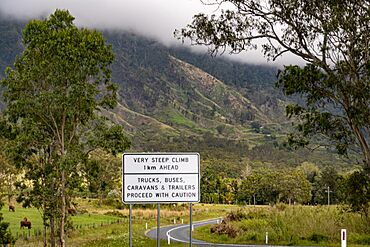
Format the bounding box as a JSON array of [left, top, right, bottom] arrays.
[[0, 17, 356, 175]]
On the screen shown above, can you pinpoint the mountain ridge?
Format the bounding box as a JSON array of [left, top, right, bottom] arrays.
[[0, 18, 286, 148], [0, 17, 357, 175]]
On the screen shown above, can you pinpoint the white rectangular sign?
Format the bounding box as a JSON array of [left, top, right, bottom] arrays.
[[122, 153, 200, 204]]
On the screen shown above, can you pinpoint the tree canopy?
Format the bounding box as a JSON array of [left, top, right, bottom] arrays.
[[177, 0, 370, 174]]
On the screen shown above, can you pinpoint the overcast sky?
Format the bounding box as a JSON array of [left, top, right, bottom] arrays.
[[0, 0, 302, 65]]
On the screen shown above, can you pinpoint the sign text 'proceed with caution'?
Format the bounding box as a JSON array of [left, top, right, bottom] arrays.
[[122, 153, 200, 203]]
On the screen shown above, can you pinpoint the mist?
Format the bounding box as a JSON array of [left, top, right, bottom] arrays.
[[0, 0, 302, 65]]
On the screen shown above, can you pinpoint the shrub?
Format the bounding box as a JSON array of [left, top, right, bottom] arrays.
[[224, 209, 248, 222], [308, 233, 328, 243], [102, 198, 126, 209], [104, 210, 126, 218], [353, 235, 370, 245], [210, 221, 239, 238], [275, 203, 288, 211]]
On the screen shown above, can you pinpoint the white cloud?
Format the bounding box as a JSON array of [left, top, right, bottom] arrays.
[[0, 0, 211, 44], [0, 0, 303, 65]]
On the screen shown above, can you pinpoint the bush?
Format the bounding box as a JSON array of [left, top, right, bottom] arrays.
[[353, 235, 370, 245], [210, 221, 239, 238], [275, 203, 287, 211], [308, 233, 328, 243], [224, 209, 248, 222], [104, 210, 126, 218], [102, 198, 126, 209]]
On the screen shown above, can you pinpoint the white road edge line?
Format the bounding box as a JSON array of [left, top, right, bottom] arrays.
[[166, 218, 222, 244], [162, 218, 319, 247]]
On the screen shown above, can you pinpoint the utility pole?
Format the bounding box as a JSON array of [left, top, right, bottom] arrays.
[[325, 186, 332, 206]]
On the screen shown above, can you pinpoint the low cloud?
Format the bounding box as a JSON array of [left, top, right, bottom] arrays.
[[0, 0, 212, 45], [0, 0, 302, 65]]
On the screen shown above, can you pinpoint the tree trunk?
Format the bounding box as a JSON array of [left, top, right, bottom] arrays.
[[60, 170, 66, 247], [50, 215, 55, 247], [43, 224, 47, 247], [43, 215, 47, 247], [351, 124, 370, 177], [99, 191, 103, 208]]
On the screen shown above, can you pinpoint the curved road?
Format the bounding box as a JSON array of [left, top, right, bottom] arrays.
[[146, 218, 316, 247]]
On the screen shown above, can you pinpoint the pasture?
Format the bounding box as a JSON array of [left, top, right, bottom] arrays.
[[1, 200, 235, 246], [1, 201, 368, 246]]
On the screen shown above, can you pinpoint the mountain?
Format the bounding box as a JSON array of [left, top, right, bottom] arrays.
[[0, 18, 286, 145], [102, 31, 290, 149], [0, 18, 354, 175]]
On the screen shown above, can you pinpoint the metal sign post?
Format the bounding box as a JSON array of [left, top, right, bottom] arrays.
[[189, 203, 193, 247], [157, 203, 161, 247], [129, 204, 133, 247]]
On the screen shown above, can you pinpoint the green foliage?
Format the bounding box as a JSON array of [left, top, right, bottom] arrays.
[[278, 65, 363, 157], [308, 233, 328, 243], [345, 171, 370, 219], [201, 167, 312, 205], [103, 210, 126, 218]]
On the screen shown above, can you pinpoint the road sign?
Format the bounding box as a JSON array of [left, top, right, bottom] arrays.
[[122, 153, 200, 203]]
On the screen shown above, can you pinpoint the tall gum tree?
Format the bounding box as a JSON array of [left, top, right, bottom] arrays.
[[0, 10, 130, 247], [177, 0, 370, 175]]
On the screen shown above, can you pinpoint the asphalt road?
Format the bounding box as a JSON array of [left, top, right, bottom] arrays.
[[145, 218, 315, 247]]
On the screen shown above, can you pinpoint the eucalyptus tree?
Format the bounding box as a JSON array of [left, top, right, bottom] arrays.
[[1, 10, 130, 247], [177, 0, 370, 175]]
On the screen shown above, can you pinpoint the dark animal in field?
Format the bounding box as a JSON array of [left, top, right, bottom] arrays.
[[9, 205, 15, 212], [20, 217, 32, 229], [67, 208, 77, 216]]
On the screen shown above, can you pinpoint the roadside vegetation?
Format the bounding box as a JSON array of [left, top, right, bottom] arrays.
[[194, 205, 370, 246], [1, 200, 236, 246], [2, 200, 369, 246]]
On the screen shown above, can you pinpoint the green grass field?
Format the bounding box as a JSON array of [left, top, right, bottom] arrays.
[[1, 201, 236, 247], [1, 206, 121, 236], [2, 202, 368, 247]]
